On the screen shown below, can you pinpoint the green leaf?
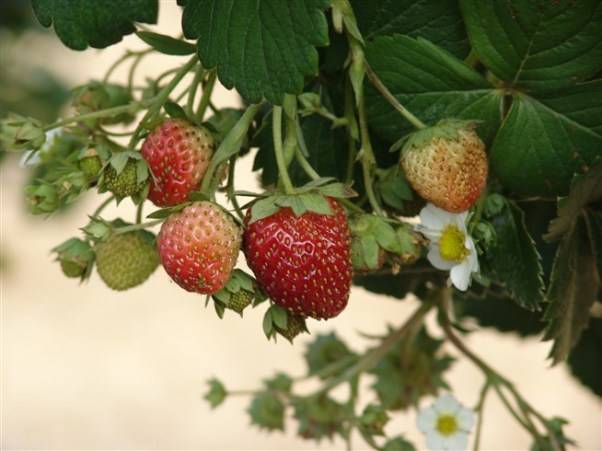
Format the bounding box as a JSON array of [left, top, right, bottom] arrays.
[[263, 373, 293, 393], [350, 0, 469, 58], [298, 192, 332, 215], [544, 215, 600, 363], [32, 0, 158, 50], [204, 378, 227, 408], [484, 200, 545, 311], [269, 304, 289, 330], [181, 0, 330, 104], [365, 35, 501, 144], [454, 286, 545, 337], [567, 317, 602, 398], [369, 328, 453, 410], [546, 162, 602, 241], [250, 197, 280, 223], [304, 333, 356, 379], [291, 395, 348, 441], [490, 86, 602, 196], [461, 0, 602, 92], [136, 31, 196, 55], [247, 392, 285, 431], [382, 436, 417, 451], [163, 101, 188, 120]]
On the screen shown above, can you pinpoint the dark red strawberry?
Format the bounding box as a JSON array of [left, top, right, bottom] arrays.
[[158, 201, 241, 294], [142, 119, 214, 207], [243, 197, 352, 320]]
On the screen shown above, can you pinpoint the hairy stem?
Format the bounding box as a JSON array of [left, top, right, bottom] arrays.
[[472, 382, 490, 451], [186, 66, 205, 117], [357, 94, 385, 216], [91, 195, 115, 218], [114, 219, 163, 234], [128, 55, 198, 149], [272, 106, 295, 195], [227, 156, 245, 221], [313, 302, 431, 397], [196, 70, 217, 122], [365, 64, 427, 130]]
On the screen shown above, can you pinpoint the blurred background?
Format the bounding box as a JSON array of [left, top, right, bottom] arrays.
[[1, 1, 600, 449]]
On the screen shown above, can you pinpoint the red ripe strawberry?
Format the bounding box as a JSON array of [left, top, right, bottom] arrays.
[[401, 121, 487, 213], [243, 198, 352, 320], [158, 201, 241, 294], [142, 119, 214, 207]]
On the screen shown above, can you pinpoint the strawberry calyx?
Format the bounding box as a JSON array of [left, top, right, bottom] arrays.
[[349, 214, 423, 272], [391, 118, 480, 156], [247, 180, 356, 224], [210, 269, 267, 318]]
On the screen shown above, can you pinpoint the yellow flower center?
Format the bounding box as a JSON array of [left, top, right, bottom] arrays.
[[439, 224, 469, 262], [436, 414, 458, 436]]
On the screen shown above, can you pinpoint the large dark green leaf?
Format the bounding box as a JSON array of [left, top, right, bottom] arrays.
[[350, 0, 469, 58], [461, 0, 602, 92], [484, 200, 545, 311], [567, 317, 602, 398], [544, 215, 600, 364], [365, 35, 501, 144], [490, 84, 602, 197], [455, 287, 545, 337], [181, 0, 330, 104], [32, 0, 158, 50]]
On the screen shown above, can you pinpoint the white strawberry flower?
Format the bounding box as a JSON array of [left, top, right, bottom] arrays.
[[19, 128, 62, 168], [418, 203, 479, 291], [417, 394, 475, 451]]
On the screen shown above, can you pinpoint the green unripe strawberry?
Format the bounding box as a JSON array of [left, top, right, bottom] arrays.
[[52, 238, 95, 280], [227, 291, 253, 314], [276, 314, 308, 343], [103, 159, 145, 198], [95, 230, 160, 291], [79, 149, 103, 180]]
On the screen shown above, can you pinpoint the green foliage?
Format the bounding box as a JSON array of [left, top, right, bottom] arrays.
[[455, 287, 545, 337], [291, 395, 347, 441], [482, 197, 545, 311], [543, 165, 602, 363], [490, 87, 602, 196], [204, 378, 227, 409], [365, 35, 501, 144], [461, 0, 602, 92], [567, 317, 602, 397], [135, 31, 196, 56], [350, 0, 469, 58], [304, 333, 356, 379], [32, 0, 158, 50], [181, 0, 330, 104], [369, 328, 453, 410], [248, 392, 286, 431]]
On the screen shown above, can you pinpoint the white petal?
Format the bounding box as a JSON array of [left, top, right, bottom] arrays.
[[457, 407, 475, 431], [420, 204, 451, 230], [417, 406, 438, 433], [442, 432, 469, 451], [450, 262, 471, 291], [452, 211, 469, 231], [434, 394, 461, 414], [426, 432, 446, 451], [420, 226, 443, 241], [427, 246, 456, 271], [19, 150, 41, 168]]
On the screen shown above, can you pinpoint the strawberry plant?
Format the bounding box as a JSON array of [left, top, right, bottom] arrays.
[[2, 0, 601, 449]]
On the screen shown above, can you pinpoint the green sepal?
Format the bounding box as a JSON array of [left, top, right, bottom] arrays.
[[163, 101, 188, 120], [51, 237, 95, 281], [136, 31, 196, 56], [147, 203, 190, 219], [397, 118, 478, 156], [203, 378, 227, 409]]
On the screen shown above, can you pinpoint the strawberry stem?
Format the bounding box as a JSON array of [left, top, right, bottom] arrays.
[[357, 93, 386, 216], [91, 195, 115, 218], [365, 64, 427, 130], [127, 55, 199, 149], [114, 219, 163, 234], [272, 106, 295, 195], [186, 66, 205, 117], [196, 70, 217, 122]]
